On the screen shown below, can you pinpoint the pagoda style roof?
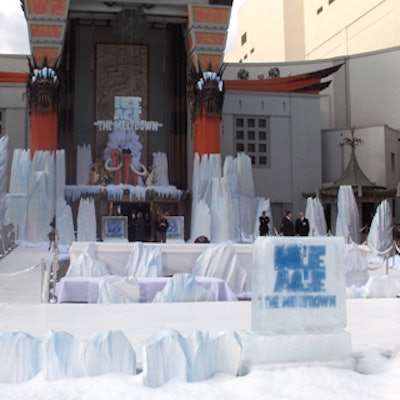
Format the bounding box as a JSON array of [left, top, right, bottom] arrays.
[[303, 129, 397, 199], [334, 149, 375, 187]]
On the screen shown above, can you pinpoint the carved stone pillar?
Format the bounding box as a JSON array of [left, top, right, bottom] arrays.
[[186, 4, 231, 156]]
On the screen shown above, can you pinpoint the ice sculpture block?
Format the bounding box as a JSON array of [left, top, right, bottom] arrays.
[[239, 236, 352, 371]]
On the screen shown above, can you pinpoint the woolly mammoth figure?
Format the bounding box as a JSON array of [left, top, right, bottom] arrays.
[[103, 129, 147, 185]]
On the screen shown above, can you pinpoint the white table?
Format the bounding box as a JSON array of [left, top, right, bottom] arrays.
[[56, 276, 238, 303], [69, 242, 253, 277]]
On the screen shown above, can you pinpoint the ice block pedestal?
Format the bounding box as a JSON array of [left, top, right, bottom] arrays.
[[240, 236, 352, 373]]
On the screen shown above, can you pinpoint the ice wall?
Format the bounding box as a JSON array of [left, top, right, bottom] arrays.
[[190, 152, 259, 243], [142, 330, 242, 387], [0, 330, 136, 383], [7, 149, 74, 244]]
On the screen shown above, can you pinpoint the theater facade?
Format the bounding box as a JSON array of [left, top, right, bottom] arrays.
[[3, 1, 398, 238]]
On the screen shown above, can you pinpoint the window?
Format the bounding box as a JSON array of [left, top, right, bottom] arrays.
[[328, 0, 335, 4], [234, 116, 270, 167], [391, 152, 395, 172], [250, 48, 255, 54], [241, 32, 247, 46], [317, 6, 323, 14]]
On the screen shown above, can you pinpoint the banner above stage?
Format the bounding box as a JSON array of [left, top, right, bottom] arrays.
[[94, 96, 163, 133]]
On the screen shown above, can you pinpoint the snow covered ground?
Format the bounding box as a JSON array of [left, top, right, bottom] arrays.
[[1, 244, 400, 399]]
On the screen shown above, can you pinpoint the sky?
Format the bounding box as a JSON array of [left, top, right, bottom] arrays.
[[0, 0, 245, 55]]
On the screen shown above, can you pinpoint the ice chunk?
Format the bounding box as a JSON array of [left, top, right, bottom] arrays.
[[192, 241, 248, 295], [56, 198, 75, 246], [42, 331, 78, 379], [0, 331, 41, 383], [343, 243, 370, 287], [76, 144, 92, 185], [77, 197, 97, 241], [152, 273, 216, 303], [364, 275, 400, 298], [66, 242, 111, 277], [367, 199, 393, 253], [0, 330, 136, 382], [142, 330, 242, 387], [336, 185, 361, 243], [97, 275, 141, 303], [142, 330, 186, 388], [79, 331, 136, 376], [305, 196, 328, 236], [0, 135, 9, 226], [124, 242, 162, 277]]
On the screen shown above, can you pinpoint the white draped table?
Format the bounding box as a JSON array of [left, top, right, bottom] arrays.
[[56, 276, 238, 303], [69, 242, 253, 277]]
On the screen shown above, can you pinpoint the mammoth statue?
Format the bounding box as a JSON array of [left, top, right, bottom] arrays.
[[104, 148, 147, 186]]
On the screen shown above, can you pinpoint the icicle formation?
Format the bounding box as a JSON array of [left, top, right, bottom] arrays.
[[77, 198, 97, 242], [0, 135, 9, 226], [305, 196, 328, 236], [6, 149, 73, 244], [6, 149, 30, 240], [76, 144, 92, 185], [367, 199, 393, 253], [336, 185, 361, 243], [190, 152, 260, 243], [151, 152, 169, 187]]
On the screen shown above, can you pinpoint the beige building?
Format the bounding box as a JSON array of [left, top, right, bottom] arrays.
[[225, 0, 400, 63]]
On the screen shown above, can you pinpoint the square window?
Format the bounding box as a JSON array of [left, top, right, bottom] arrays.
[[234, 115, 270, 168], [236, 118, 244, 127], [259, 156, 267, 165], [258, 119, 266, 128]]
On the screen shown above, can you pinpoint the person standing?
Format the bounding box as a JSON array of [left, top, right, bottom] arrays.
[[155, 213, 169, 243], [258, 210, 270, 236], [134, 211, 147, 242], [280, 211, 295, 236], [295, 211, 310, 236]]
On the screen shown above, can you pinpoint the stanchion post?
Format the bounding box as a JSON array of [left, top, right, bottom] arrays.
[[40, 258, 49, 303]]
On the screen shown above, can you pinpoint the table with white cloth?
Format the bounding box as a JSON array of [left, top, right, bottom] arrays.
[[55, 276, 238, 303], [69, 242, 253, 277]]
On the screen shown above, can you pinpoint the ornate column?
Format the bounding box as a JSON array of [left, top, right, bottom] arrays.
[[186, 4, 231, 156], [22, 0, 69, 155]]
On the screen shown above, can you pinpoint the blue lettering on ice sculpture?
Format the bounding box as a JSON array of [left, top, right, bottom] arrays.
[[273, 245, 326, 293]]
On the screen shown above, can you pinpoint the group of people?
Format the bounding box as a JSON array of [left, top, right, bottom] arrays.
[[258, 210, 310, 237]]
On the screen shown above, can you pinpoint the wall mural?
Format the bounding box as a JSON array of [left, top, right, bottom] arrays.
[[95, 44, 148, 183]]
